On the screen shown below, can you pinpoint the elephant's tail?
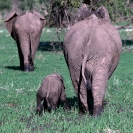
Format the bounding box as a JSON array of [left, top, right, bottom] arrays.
[[82, 53, 97, 89], [82, 55, 88, 86], [81, 14, 97, 89]]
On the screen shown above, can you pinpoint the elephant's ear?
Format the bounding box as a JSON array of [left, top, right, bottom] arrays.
[[96, 6, 111, 22], [4, 11, 18, 35], [58, 74, 64, 81], [32, 11, 46, 27]]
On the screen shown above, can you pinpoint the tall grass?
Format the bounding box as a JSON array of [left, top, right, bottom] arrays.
[[0, 28, 133, 132]]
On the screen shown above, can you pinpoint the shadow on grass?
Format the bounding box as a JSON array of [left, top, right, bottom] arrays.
[[122, 40, 133, 46], [67, 96, 78, 107], [4, 66, 37, 71], [38, 41, 63, 51], [4, 66, 21, 71]]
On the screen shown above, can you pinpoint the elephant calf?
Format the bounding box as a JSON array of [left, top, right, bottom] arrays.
[[36, 74, 71, 114]]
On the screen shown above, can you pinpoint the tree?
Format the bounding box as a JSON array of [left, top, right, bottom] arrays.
[[0, 0, 11, 11]]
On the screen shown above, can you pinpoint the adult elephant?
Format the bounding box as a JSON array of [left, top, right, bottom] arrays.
[[63, 6, 122, 117], [5, 11, 46, 72]]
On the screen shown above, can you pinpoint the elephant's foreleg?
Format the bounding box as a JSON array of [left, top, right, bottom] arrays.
[[60, 92, 71, 111], [63, 99, 71, 111], [92, 69, 108, 117], [28, 55, 34, 71], [36, 94, 43, 115]]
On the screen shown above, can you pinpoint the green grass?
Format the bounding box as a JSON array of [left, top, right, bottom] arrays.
[[0, 28, 133, 132]]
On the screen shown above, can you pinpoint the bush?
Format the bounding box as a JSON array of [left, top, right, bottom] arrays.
[[0, 0, 11, 11]]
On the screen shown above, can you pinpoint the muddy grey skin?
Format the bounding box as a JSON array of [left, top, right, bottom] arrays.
[[63, 6, 122, 117], [4, 11, 46, 72], [36, 74, 71, 115]]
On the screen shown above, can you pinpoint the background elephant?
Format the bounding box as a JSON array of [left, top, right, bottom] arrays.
[[74, 5, 111, 24], [4, 11, 46, 72], [63, 6, 122, 117], [74, 3, 90, 23], [36, 73, 71, 115]]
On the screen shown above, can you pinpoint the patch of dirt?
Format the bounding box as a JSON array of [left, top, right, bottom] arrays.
[[104, 128, 121, 133], [4, 103, 17, 107]]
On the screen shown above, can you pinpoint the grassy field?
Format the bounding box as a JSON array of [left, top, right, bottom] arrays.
[[0, 28, 133, 133]]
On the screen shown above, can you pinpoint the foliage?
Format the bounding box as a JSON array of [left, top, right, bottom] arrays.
[[0, 0, 11, 11], [70, 0, 81, 8], [19, 0, 34, 10]]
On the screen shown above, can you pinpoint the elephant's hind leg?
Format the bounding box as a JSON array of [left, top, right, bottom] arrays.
[[69, 67, 88, 114], [92, 69, 108, 117], [49, 98, 57, 112], [60, 94, 71, 111], [43, 98, 48, 113], [78, 79, 89, 114], [17, 33, 34, 72], [28, 55, 34, 71], [17, 42, 24, 70]]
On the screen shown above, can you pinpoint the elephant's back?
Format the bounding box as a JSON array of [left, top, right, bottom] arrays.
[[38, 76, 62, 98], [64, 17, 92, 50], [64, 14, 122, 57], [14, 11, 42, 33], [101, 21, 122, 52]]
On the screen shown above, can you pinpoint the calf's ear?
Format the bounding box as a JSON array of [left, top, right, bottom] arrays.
[[4, 11, 18, 35], [96, 6, 111, 22]]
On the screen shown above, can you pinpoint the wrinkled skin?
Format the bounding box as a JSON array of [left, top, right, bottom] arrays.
[[36, 74, 71, 115], [63, 6, 122, 117], [4, 11, 46, 72]]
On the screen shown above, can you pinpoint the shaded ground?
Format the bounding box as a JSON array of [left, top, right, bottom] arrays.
[[38, 41, 63, 51], [122, 40, 133, 46]]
